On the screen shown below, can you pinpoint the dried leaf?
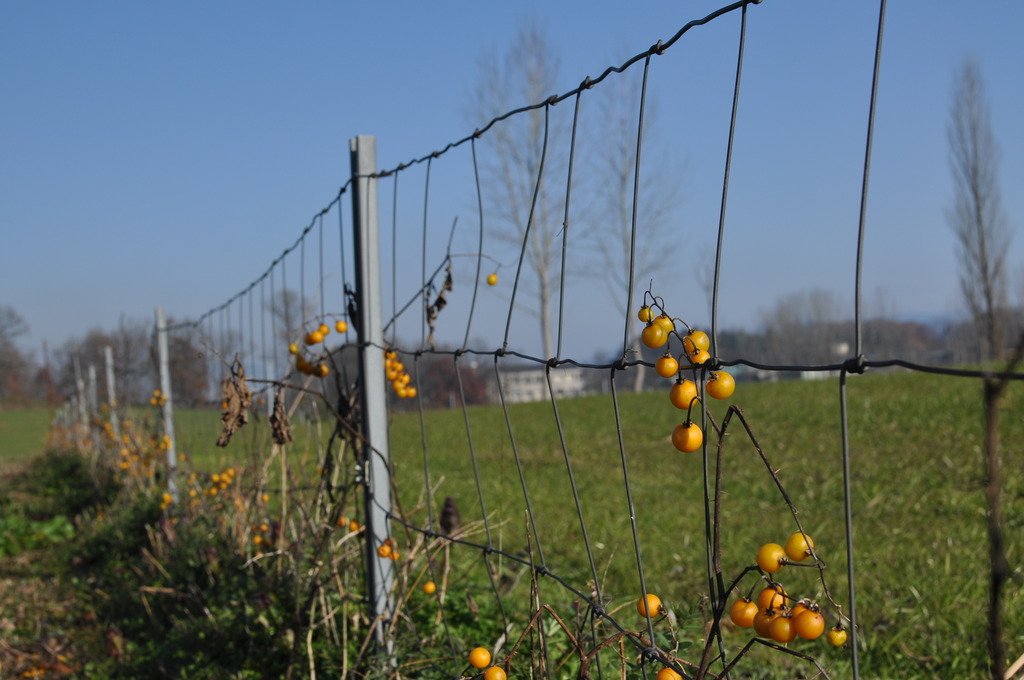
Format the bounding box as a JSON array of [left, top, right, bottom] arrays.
[[270, 387, 292, 445], [215, 359, 252, 447]]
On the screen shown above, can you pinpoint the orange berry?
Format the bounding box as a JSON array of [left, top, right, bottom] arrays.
[[669, 380, 699, 410], [753, 609, 775, 638], [784, 531, 814, 562], [654, 314, 675, 333], [655, 354, 679, 379], [757, 585, 787, 611], [756, 543, 787, 573], [827, 626, 849, 646], [683, 330, 710, 354], [484, 666, 506, 680], [689, 349, 711, 365], [729, 598, 758, 628], [795, 610, 826, 640], [671, 422, 703, 453], [769, 613, 797, 643], [468, 647, 491, 670], [637, 593, 663, 618], [641, 323, 668, 349]]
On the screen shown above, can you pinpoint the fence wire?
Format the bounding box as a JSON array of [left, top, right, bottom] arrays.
[[112, 1, 1024, 679]]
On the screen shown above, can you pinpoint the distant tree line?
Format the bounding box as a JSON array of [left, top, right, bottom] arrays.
[[624, 288, 1024, 381]]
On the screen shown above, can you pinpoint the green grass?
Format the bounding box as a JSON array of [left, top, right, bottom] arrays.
[[170, 404, 344, 496], [382, 369, 1023, 678], [19, 369, 1021, 678], [0, 408, 52, 461]]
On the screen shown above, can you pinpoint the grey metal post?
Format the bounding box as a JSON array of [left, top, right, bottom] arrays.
[[104, 346, 120, 442], [350, 135, 394, 646], [155, 308, 179, 503], [87, 365, 100, 449], [87, 365, 98, 415], [73, 355, 88, 448]]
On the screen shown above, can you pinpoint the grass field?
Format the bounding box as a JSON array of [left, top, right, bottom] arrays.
[[5, 368, 1021, 678], [383, 369, 1023, 678], [0, 408, 51, 462]]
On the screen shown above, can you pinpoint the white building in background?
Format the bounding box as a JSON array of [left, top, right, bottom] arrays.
[[494, 365, 590, 404]]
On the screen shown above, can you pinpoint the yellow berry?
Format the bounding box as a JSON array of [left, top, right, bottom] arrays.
[[756, 543, 787, 573], [468, 647, 491, 670], [784, 531, 815, 562], [637, 593, 663, 618]]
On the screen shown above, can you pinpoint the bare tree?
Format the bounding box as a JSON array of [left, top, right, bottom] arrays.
[[162, 329, 211, 408], [947, 58, 1012, 363], [1016, 263, 1024, 312], [586, 71, 683, 390], [54, 323, 144, 403], [471, 21, 566, 359], [110, 317, 155, 404], [0, 306, 31, 401], [268, 288, 317, 346], [50, 318, 199, 407]]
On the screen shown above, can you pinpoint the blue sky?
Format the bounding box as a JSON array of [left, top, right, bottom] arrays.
[[2, 1, 1022, 363]]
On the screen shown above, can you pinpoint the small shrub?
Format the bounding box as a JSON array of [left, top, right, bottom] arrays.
[[22, 448, 121, 518]]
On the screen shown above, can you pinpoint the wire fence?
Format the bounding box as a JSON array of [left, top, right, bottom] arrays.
[[55, 1, 1024, 678]]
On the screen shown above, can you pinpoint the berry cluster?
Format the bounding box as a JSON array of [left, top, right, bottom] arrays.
[[636, 294, 736, 454], [385, 351, 417, 399], [335, 515, 362, 533], [251, 521, 272, 549], [729, 532, 847, 646], [199, 467, 235, 497], [468, 647, 505, 680], [376, 537, 401, 562], [149, 389, 167, 407], [287, 320, 347, 378]]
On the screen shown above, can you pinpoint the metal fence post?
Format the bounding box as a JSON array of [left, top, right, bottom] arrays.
[[73, 355, 88, 449], [155, 307, 179, 503], [87, 365, 98, 415], [87, 364, 100, 450], [350, 135, 394, 649], [104, 345, 120, 442]]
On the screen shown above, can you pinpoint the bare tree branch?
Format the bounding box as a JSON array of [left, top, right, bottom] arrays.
[[469, 21, 567, 359], [947, 58, 1012, 363]]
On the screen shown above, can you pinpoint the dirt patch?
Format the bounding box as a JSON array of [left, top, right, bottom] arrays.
[[0, 557, 78, 677]]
